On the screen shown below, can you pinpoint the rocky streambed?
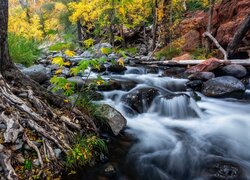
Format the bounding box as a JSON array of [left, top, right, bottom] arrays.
[[17, 46, 250, 179]]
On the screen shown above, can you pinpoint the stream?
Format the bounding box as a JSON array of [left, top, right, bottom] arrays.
[[67, 66, 250, 180]]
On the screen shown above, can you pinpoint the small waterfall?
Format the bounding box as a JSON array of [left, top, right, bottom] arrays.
[[149, 95, 200, 119]]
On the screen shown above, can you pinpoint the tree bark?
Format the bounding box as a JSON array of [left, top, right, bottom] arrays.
[[152, 0, 158, 50], [77, 20, 83, 47], [203, 31, 228, 60], [227, 14, 250, 58]]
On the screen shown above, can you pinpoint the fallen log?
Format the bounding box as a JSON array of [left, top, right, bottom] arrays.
[[135, 59, 250, 67]]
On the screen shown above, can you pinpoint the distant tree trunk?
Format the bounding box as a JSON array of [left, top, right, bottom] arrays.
[[205, 0, 215, 55], [109, 0, 115, 47], [227, 14, 250, 58], [169, 0, 173, 45], [160, 0, 169, 46], [152, 0, 158, 50], [119, 24, 126, 48], [77, 20, 83, 47]]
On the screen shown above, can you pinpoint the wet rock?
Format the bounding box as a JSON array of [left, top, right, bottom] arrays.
[[99, 104, 127, 136], [92, 64, 106, 73], [186, 80, 203, 90], [146, 66, 159, 74], [47, 64, 60, 71], [122, 87, 160, 113], [21, 64, 49, 84], [186, 58, 225, 74], [54, 148, 62, 158], [93, 43, 112, 54], [203, 161, 244, 180], [81, 50, 95, 58], [103, 164, 116, 177], [33, 159, 40, 166], [67, 76, 85, 89], [202, 76, 246, 97], [221, 64, 247, 78], [107, 64, 127, 73], [188, 72, 215, 81], [98, 80, 122, 91], [0, 123, 6, 130], [15, 63, 26, 70], [108, 53, 119, 60], [162, 67, 187, 78]]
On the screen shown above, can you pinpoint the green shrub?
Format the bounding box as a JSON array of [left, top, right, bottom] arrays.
[[49, 42, 76, 52], [66, 135, 107, 169], [155, 46, 181, 60], [8, 33, 41, 67], [190, 48, 215, 60], [186, 0, 209, 12]]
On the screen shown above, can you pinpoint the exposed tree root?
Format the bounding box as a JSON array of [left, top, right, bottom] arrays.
[[0, 72, 97, 179]]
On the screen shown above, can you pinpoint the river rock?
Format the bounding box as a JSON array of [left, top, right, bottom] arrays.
[[81, 50, 95, 58], [21, 64, 49, 84], [186, 58, 225, 74], [186, 80, 203, 90], [92, 64, 106, 73], [100, 104, 127, 136], [188, 72, 215, 81], [98, 80, 122, 91], [107, 64, 127, 73], [122, 87, 159, 113], [202, 76, 246, 97], [67, 76, 85, 89], [221, 64, 247, 78]]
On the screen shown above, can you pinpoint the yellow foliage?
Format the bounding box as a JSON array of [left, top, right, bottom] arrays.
[[55, 69, 63, 75], [117, 57, 125, 67], [52, 57, 65, 67], [64, 50, 76, 57]]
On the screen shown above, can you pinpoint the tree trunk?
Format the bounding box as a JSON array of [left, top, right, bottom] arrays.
[[77, 20, 83, 47], [227, 14, 250, 58], [109, 0, 115, 47], [160, 0, 169, 46], [152, 0, 158, 50], [205, 0, 215, 55]]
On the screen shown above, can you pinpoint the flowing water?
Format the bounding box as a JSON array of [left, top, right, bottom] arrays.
[[70, 66, 250, 180]]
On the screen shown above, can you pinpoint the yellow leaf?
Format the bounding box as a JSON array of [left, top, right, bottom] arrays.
[[64, 99, 69, 103], [119, 7, 125, 16], [100, 47, 111, 55], [55, 69, 62, 75], [64, 83, 71, 90], [117, 57, 125, 66], [52, 57, 64, 67], [64, 61, 71, 67], [64, 50, 75, 57]]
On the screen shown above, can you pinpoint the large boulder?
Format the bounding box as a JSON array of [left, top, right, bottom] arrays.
[[221, 64, 247, 78], [100, 104, 127, 136], [21, 64, 49, 84], [186, 58, 226, 74], [188, 72, 215, 81], [122, 87, 159, 113], [181, 30, 200, 51], [202, 76, 246, 97]]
